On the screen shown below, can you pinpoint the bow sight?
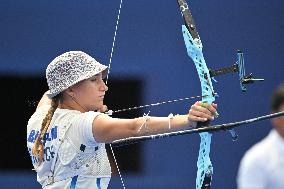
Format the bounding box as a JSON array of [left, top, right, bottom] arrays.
[[209, 50, 264, 92]]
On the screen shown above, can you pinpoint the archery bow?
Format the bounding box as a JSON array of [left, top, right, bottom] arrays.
[[176, 0, 264, 188], [177, 0, 216, 188], [106, 0, 266, 189]]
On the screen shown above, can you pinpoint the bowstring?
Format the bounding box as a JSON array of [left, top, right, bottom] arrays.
[[105, 0, 126, 188], [106, 0, 123, 86]]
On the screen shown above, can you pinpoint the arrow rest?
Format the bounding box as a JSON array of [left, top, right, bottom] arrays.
[[241, 73, 265, 86]]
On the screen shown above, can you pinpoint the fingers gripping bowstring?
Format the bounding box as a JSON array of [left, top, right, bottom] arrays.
[[105, 0, 126, 188]]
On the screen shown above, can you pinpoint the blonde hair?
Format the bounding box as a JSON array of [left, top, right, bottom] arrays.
[[32, 95, 60, 163]]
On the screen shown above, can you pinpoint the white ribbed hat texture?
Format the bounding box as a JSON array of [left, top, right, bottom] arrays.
[[46, 51, 108, 98]]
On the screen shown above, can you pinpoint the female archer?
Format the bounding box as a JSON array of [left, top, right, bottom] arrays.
[[26, 51, 217, 188]]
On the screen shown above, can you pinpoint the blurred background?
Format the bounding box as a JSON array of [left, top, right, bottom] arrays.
[[0, 0, 283, 188]]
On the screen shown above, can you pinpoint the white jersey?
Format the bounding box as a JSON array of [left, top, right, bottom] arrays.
[[237, 129, 284, 189], [27, 105, 111, 189]]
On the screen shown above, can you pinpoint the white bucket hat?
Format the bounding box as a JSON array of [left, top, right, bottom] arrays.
[[46, 51, 108, 98]]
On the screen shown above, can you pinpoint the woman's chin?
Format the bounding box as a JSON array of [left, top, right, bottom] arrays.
[[90, 103, 104, 112]]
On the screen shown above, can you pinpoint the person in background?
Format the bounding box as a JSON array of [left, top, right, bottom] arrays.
[[27, 51, 217, 189], [237, 84, 284, 189]]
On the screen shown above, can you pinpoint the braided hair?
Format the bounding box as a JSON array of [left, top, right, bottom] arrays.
[[32, 94, 61, 164]]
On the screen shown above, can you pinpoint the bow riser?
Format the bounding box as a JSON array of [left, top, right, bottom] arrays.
[[182, 24, 214, 189], [182, 26, 215, 104], [178, 0, 216, 188]]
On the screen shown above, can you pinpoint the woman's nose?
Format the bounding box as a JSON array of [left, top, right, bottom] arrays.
[[100, 82, 108, 91], [104, 84, 108, 92]]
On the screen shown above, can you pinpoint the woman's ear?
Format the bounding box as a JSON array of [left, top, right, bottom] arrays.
[[65, 87, 76, 98]]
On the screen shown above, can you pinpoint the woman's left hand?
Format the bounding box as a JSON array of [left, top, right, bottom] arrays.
[[187, 101, 218, 127]]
